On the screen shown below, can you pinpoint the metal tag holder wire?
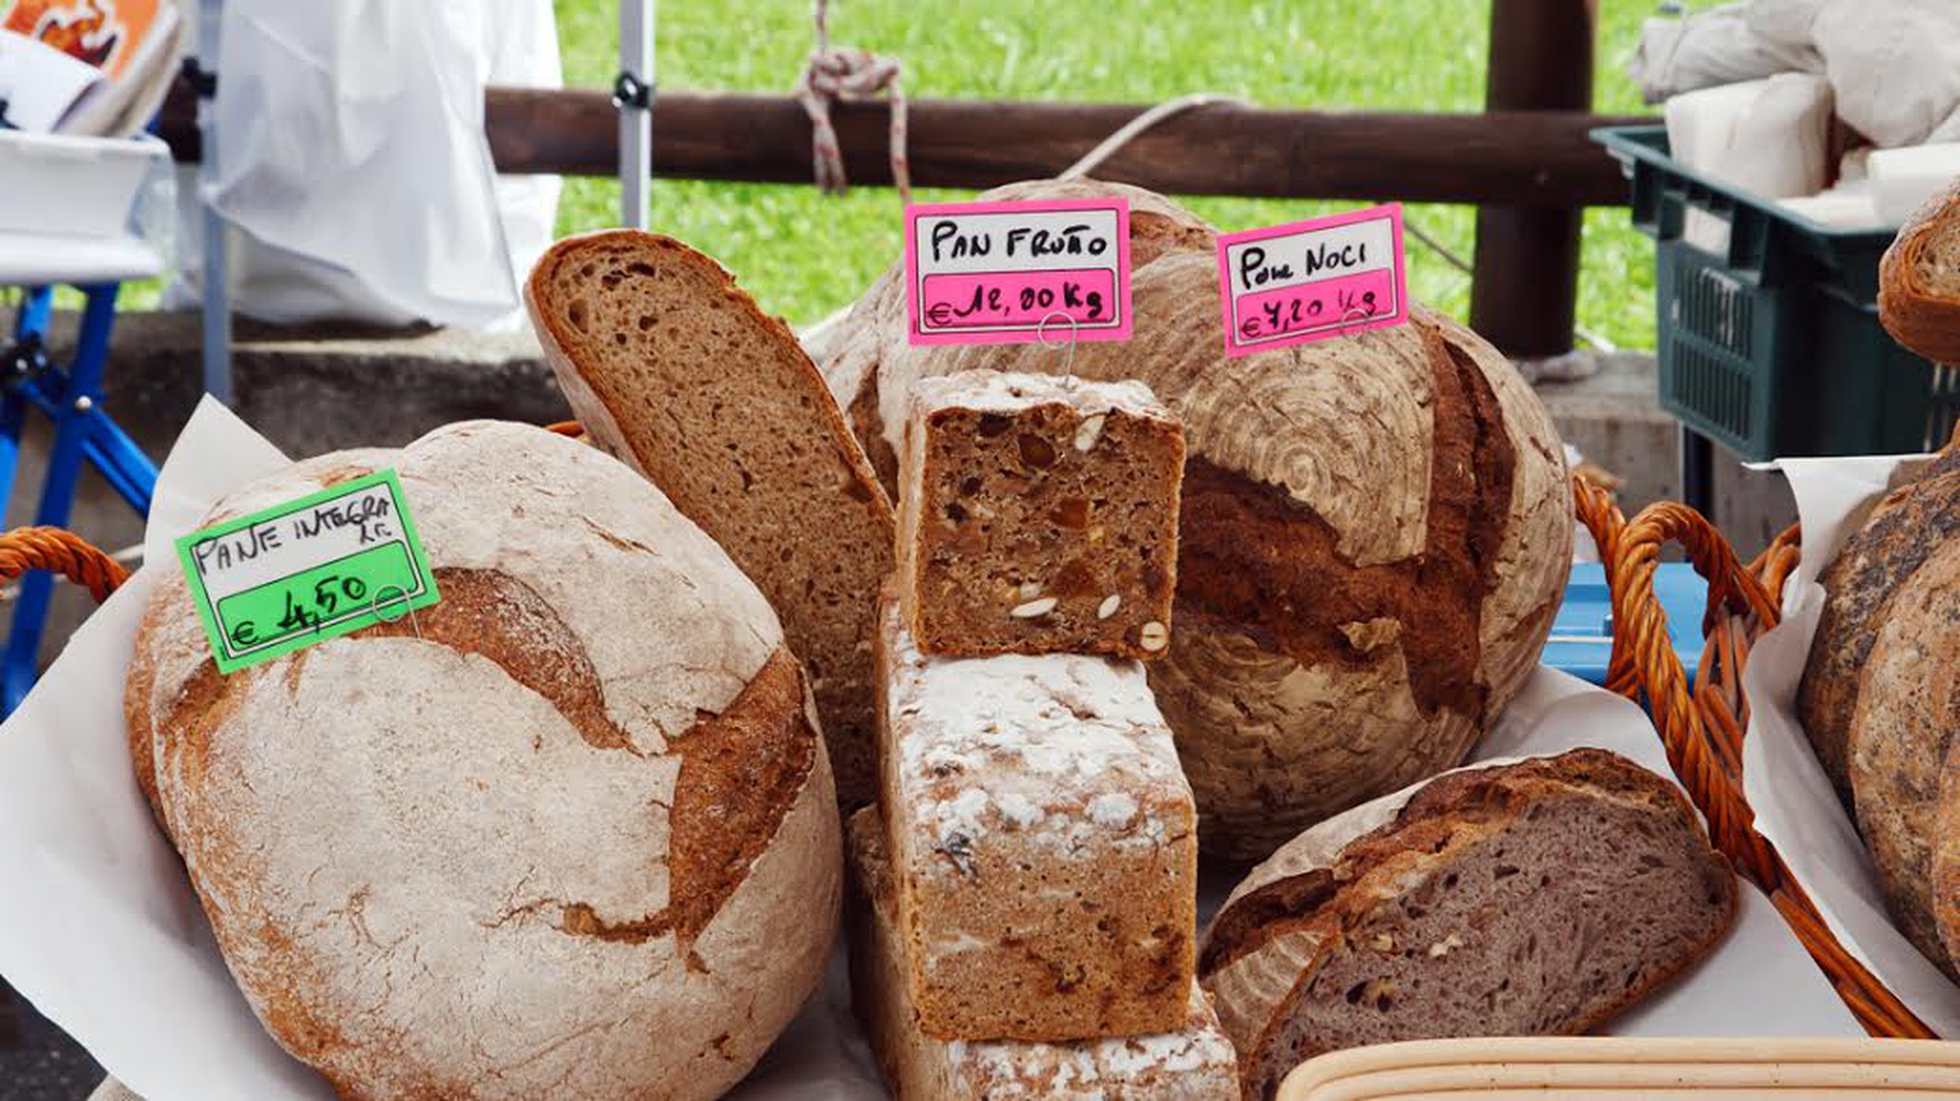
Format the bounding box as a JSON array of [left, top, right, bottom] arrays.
[[369, 583, 424, 640], [1036, 310, 1080, 383]]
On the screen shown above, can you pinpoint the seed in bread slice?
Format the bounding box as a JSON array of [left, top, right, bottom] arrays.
[[526, 231, 896, 807], [1199, 749, 1736, 1101]]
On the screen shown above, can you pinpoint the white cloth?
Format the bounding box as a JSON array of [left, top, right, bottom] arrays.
[[1631, 0, 1960, 149], [160, 0, 562, 329], [1664, 74, 1834, 200]]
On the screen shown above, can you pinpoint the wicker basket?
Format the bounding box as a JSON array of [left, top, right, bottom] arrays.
[[1574, 481, 1935, 1039], [4, 469, 1933, 1038]]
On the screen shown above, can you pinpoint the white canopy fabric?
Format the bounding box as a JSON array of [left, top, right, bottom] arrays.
[[161, 0, 561, 329]]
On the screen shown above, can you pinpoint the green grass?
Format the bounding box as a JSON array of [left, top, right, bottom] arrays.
[[554, 0, 1661, 349]]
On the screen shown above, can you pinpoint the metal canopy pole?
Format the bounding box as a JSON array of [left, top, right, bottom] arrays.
[[616, 0, 654, 230], [196, 0, 232, 403]]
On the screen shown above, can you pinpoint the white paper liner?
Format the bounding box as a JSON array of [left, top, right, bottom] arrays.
[[0, 401, 1860, 1101], [1737, 453, 1960, 1037]]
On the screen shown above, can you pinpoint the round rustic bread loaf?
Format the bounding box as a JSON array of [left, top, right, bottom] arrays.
[[124, 422, 840, 1100], [1849, 535, 1960, 980], [1798, 429, 1960, 808], [819, 180, 1572, 859]]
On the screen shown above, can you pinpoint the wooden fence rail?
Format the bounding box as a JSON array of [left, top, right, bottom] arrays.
[[157, 82, 1646, 208]]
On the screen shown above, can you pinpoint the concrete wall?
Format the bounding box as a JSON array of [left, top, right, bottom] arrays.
[[7, 312, 1797, 666]]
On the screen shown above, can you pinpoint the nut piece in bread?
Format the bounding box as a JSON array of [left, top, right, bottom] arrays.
[[526, 231, 896, 808], [1879, 176, 1960, 365], [819, 179, 1572, 860], [876, 591, 1197, 1042], [845, 807, 1238, 1100], [125, 422, 841, 1101], [1198, 750, 1735, 1101], [899, 370, 1184, 660], [1798, 427, 1960, 806], [1849, 535, 1960, 979]]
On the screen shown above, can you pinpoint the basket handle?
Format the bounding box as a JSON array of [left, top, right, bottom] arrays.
[[0, 527, 129, 605], [1576, 481, 1932, 1039]]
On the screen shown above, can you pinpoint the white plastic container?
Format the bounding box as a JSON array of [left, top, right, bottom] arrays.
[[0, 129, 170, 283], [0, 129, 167, 239]]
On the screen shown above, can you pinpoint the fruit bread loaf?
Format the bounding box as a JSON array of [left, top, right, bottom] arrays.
[[876, 591, 1197, 1041], [1798, 426, 1960, 806], [1198, 750, 1735, 1101], [1848, 535, 1960, 979], [526, 230, 896, 807], [821, 177, 1572, 860], [899, 369, 1184, 660], [1879, 175, 1960, 365], [124, 422, 841, 1101], [845, 807, 1238, 1099]]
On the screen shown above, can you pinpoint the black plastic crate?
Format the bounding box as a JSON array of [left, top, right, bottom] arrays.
[[1594, 125, 1959, 461]]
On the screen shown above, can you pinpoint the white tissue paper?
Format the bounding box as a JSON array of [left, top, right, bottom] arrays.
[[0, 403, 1861, 1101], [1741, 453, 1960, 1038]]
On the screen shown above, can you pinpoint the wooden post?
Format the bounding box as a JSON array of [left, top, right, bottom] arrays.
[[1470, 0, 1598, 358]]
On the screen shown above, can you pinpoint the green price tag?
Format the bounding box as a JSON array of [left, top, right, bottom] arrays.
[[175, 469, 441, 674]]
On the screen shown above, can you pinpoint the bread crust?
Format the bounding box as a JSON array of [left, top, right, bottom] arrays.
[[1798, 431, 1960, 806], [129, 422, 840, 1100], [1879, 176, 1960, 365], [816, 179, 1571, 860], [1849, 536, 1960, 979], [525, 230, 896, 808], [1198, 750, 1736, 1100]]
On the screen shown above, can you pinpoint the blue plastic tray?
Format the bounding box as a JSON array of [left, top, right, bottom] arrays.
[[1543, 563, 1708, 689]]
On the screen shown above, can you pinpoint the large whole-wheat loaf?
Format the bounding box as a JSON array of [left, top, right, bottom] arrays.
[[1197, 750, 1735, 1101], [1798, 427, 1960, 806], [819, 179, 1573, 859], [1879, 176, 1960, 365], [526, 231, 896, 807], [1849, 535, 1960, 979], [124, 422, 841, 1101]]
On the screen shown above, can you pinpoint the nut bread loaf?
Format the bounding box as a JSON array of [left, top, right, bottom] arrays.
[[821, 179, 1571, 860], [1879, 176, 1960, 365], [876, 592, 1197, 1041], [1197, 750, 1735, 1101], [1849, 535, 1960, 979], [899, 370, 1184, 660], [1798, 427, 1960, 806], [845, 808, 1238, 1099], [526, 231, 896, 807], [125, 422, 841, 1101]]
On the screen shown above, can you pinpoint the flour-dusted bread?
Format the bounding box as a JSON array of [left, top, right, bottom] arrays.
[[1849, 536, 1960, 979], [1880, 176, 1960, 365], [876, 592, 1197, 1041], [821, 179, 1571, 860], [845, 808, 1238, 1100], [526, 231, 896, 807], [1798, 428, 1960, 806], [1197, 750, 1734, 1101], [124, 422, 841, 1101], [899, 370, 1184, 660]]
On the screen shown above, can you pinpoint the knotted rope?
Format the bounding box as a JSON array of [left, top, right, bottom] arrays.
[[795, 0, 911, 204]]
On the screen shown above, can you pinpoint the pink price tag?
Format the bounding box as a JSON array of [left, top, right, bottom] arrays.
[[1215, 203, 1409, 357], [904, 198, 1133, 346]]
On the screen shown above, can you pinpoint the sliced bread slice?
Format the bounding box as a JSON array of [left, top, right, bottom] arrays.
[[1880, 177, 1960, 364], [526, 231, 896, 806], [1199, 749, 1736, 1101]]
